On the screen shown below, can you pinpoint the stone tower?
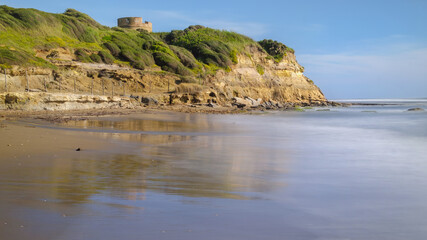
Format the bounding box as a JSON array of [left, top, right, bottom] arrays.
[[117, 17, 152, 32]]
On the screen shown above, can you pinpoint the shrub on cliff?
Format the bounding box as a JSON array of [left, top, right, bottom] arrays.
[[0, 6, 57, 30], [63, 8, 104, 28], [97, 50, 115, 64], [102, 31, 156, 69], [103, 42, 121, 57], [153, 51, 192, 76], [89, 53, 102, 63], [169, 45, 200, 69], [75, 49, 92, 62], [258, 39, 295, 62], [0, 47, 32, 66]]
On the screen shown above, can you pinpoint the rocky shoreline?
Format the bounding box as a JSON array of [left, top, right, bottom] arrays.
[[0, 91, 343, 123]]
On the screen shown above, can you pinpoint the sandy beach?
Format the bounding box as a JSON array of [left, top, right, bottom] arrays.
[[1, 101, 427, 240]]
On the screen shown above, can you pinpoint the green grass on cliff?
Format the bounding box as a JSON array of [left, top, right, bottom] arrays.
[[0, 5, 295, 76], [160, 25, 254, 68], [258, 39, 294, 62]]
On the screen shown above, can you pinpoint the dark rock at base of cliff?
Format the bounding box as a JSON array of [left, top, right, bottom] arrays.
[[232, 97, 264, 109], [141, 97, 159, 106], [5, 94, 20, 104], [207, 102, 218, 108], [407, 108, 425, 112], [231, 97, 250, 108]]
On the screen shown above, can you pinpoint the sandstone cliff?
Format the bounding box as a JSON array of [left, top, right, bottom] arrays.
[[209, 45, 325, 104]]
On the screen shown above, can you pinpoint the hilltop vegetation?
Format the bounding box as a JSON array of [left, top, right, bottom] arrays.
[[0, 6, 295, 76], [258, 39, 295, 62]]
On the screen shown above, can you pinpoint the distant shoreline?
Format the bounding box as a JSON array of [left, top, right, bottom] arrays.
[[4, 94, 424, 124]]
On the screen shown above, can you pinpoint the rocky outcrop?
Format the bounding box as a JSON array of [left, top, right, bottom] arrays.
[[231, 97, 262, 108], [209, 46, 325, 105], [407, 108, 425, 112]]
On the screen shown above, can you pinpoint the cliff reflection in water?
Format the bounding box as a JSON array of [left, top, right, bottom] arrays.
[[44, 114, 290, 203], [62, 113, 225, 133]]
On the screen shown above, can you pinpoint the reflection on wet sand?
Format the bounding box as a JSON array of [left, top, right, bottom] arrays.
[[61, 112, 229, 133], [0, 113, 290, 240], [1, 144, 288, 204], [1, 115, 289, 204], [58, 112, 237, 145]]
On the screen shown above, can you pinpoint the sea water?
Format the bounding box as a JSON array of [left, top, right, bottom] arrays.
[[0, 100, 426, 240]]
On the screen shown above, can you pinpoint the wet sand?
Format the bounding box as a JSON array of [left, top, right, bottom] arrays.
[[0, 105, 249, 124], [0, 120, 123, 240], [0, 114, 258, 240], [1, 102, 427, 240]]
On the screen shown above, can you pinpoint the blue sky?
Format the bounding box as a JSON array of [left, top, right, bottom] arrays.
[[2, 0, 427, 99]]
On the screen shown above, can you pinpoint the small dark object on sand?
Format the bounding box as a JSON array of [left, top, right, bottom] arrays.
[[76, 148, 81, 151]]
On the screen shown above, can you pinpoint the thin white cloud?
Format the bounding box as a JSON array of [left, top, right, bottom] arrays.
[[339, 35, 425, 55], [299, 47, 427, 98], [148, 10, 268, 37], [301, 48, 427, 79]]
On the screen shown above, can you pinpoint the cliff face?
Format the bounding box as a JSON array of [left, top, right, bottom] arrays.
[[210, 46, 325, 104], [0, 6, 327, 110]]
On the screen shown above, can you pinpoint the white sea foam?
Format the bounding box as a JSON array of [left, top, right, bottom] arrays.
[[333, 98, 427, 103]]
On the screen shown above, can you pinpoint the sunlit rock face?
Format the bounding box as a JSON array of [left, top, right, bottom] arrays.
[[211, 45, 326, 104]]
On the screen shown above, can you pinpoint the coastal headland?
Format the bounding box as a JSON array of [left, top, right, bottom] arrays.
[[0, 6, 333, 118]]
